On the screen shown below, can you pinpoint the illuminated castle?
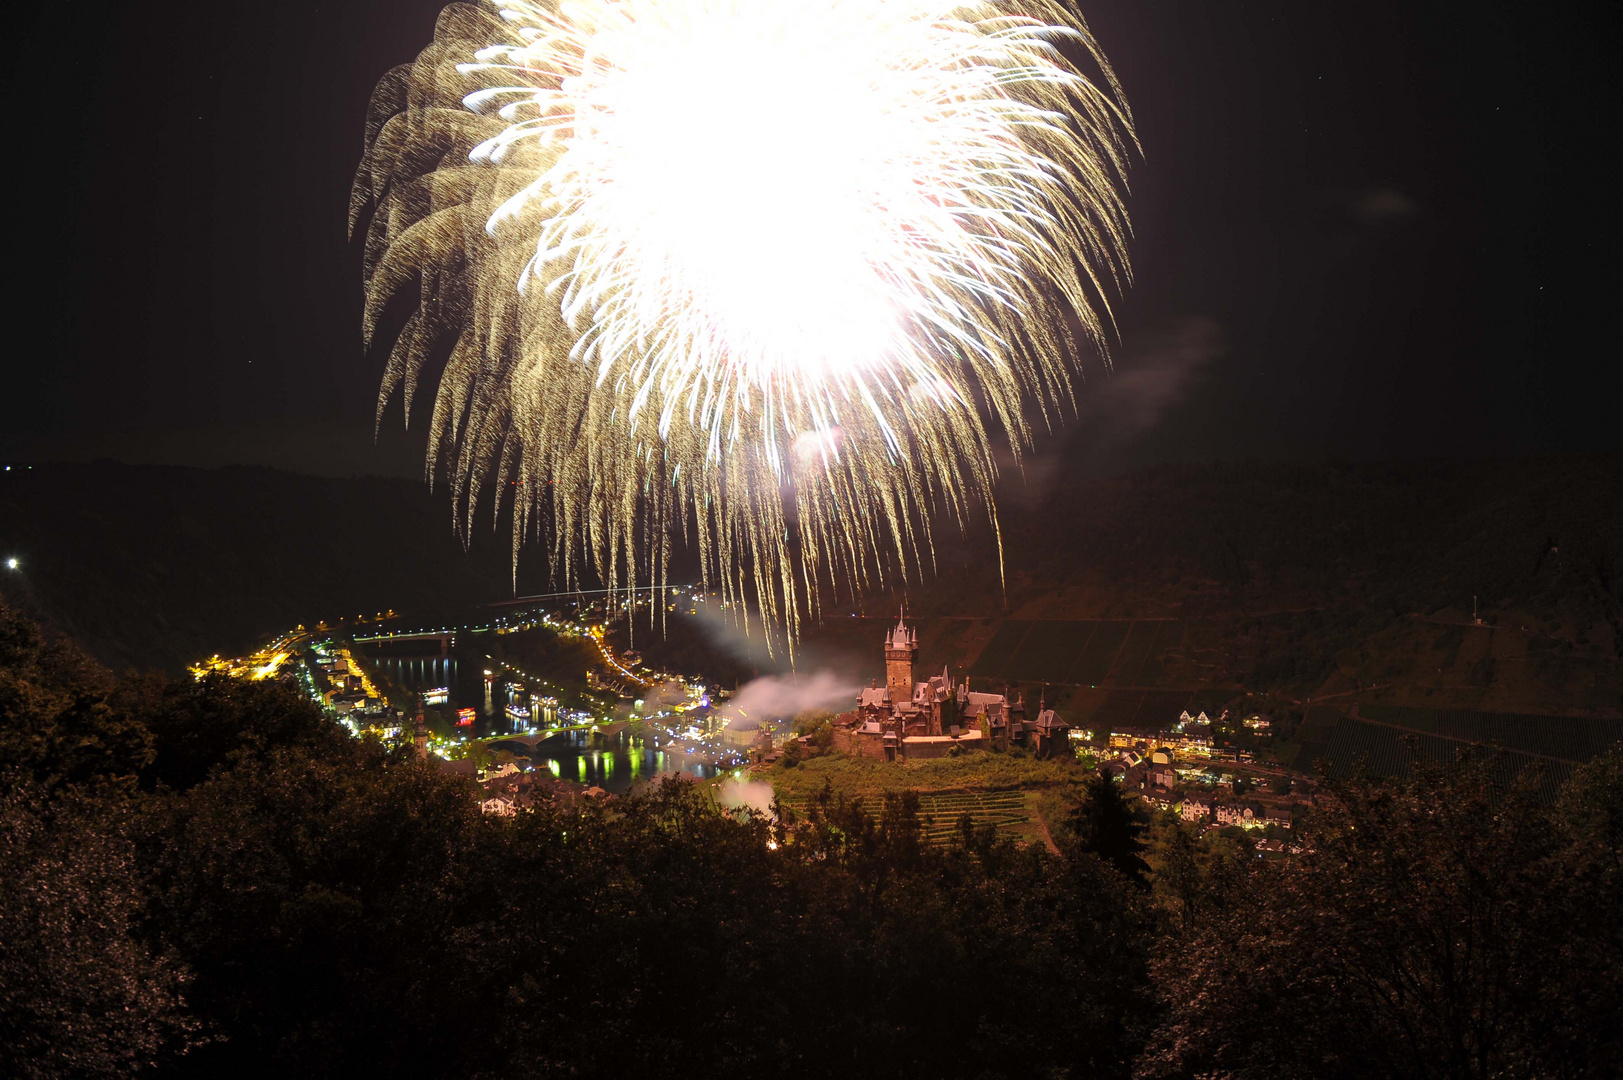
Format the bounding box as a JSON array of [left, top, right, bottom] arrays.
[[831, 611, 1070, 761]]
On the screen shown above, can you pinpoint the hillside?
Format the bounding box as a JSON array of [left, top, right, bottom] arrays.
[[814, 454, 1623, 715], [4, 456, 1620, 718], [0, 462, 554, 673]]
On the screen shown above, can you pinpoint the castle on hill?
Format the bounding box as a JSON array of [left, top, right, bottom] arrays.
[[832, 611, 1072, 761]]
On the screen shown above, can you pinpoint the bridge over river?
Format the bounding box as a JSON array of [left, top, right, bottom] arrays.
[[351, 630, 453, 656], [485, 721, 634, 750]]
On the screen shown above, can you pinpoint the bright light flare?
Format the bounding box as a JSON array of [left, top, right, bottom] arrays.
[[353, 0, 1134, 651], [543, 6, 909, 380]]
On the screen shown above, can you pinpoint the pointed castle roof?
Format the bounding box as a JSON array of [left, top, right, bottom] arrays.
[[885, 605, 917, 651]]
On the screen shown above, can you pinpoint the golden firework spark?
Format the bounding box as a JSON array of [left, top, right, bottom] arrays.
[[353, 0, 1134, 651]]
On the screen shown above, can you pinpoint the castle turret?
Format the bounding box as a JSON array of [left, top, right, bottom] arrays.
[[884, 608, 917, 705]]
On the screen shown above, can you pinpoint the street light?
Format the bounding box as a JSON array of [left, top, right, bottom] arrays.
[[4, 557, 17, 571]]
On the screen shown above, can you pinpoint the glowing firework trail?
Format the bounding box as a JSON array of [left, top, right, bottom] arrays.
[[353, 0, 1134, 651]]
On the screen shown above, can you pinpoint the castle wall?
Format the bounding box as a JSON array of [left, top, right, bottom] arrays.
[[901, 730, 987, 760], [901, 737, 955, 760], [832, 726, 890, 761]]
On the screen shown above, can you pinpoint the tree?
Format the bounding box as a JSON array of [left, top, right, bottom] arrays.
[[142, 742, 490, 1080], [1143, 815, 1247, 932], [0, 785, 196, 1080], [117, 672, 347, 791], [0, 599, 152, 793], [1068, 773, 1150, 886], [1142, 750, 1623, 1080]]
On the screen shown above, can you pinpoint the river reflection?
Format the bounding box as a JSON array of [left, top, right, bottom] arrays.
[[371, 656, 459, 697], [490, 729, 718, 795], [368, 656, 720, 795], [371, 655, 559, 735]]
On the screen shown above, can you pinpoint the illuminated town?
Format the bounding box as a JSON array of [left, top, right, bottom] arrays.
[[191, 588, 760, 809], [193, 596, 1315, 838], [2, 0, 1612, 1073]]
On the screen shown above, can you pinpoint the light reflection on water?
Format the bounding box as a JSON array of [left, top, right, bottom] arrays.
[[494, 730, 717, 795], [370, 656, 508, 729], [368, 657, 718, 795], [371, 656, 459, 695]]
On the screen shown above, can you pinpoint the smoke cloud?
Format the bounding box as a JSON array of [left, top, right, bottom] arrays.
[[1350, 185, 1419, 223], [998, 316, 1225, 501], [727, 669, 858, 721], [717, 778, 777, 818]]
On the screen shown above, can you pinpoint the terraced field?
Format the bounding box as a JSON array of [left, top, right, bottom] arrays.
[[916, 791, 1042, 846], [1004, 621, 1093, 683], [1064, 687, 1217, 734], [774, 789, 1047, 847], [967, 621, 1033, 678], [1068, 621, 1131, 685]]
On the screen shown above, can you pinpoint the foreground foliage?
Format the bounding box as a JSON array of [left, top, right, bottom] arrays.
[[1139, 753, 1621, 1080], [1, 598, 1616, 1078]]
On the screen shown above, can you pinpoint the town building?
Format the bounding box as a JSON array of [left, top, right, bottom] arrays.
[[1180, 796, 1212, 823], [721, 714, 774, 752]]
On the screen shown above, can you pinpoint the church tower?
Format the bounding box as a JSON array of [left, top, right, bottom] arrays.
[[413, 694, 429, 761], [884, 609, 917, 705]]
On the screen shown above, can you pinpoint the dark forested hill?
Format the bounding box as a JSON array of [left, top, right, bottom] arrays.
[[825, 453, 1623, 716], [3, 455, 1619, 700], [922, 453, 1623, 627], [0, 463, 553, 673]]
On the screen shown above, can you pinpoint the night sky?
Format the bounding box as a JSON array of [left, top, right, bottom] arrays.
[[3, 0, 1613, 479]]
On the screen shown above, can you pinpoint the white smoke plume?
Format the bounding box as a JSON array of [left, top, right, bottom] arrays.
[[717, 778, 777, 819], [727, 670, 858, 721]]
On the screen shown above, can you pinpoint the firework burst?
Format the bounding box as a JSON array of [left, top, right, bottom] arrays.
[[353, 0, 1133, 651]]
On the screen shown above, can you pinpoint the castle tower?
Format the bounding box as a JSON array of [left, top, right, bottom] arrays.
[[884, 608, 917, 705]]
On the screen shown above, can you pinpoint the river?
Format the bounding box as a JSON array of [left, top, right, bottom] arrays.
[[369, 654, 719, 794]]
